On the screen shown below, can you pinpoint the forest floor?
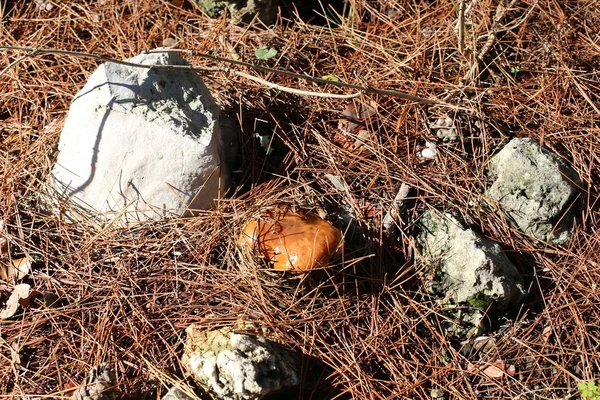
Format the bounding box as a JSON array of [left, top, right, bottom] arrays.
[[1, 0, 600, 399]]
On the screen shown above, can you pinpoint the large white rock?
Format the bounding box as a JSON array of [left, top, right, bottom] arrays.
[[51, 51, 227, 221]]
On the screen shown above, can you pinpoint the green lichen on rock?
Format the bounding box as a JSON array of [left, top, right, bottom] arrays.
[[487, 137, 580, 244], [192, 0, 226, 17], [466, 292, 490, 309]]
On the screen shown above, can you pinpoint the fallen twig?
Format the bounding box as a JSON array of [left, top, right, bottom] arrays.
[[382, 183, 411, 236]]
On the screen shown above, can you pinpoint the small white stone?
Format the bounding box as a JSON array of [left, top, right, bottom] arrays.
[[418, 141, 437, 159], [254, 132, 274, 155], [161, 386, 196, 400]]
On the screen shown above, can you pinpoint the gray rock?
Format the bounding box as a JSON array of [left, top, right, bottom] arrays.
[[190, 0, 278, 25], [430, 388, 447, 400], [487, 137, 579, 243], [161, 387, 197, 400], [181, 325, 298, 400], [416, 210, 526, 336], [50, 51, 228, 222]]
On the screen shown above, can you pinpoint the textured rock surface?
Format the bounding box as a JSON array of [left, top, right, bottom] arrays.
[[51, 51, 227, 221], [190, 0, 278, 25], [416, 210, 525, 313], [161, 387, 196, 400], [182, 325, 298, 400], [487, 137, 579, 243]]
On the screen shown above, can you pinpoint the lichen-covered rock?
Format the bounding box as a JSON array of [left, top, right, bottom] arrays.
[[487, 137, 579, 243], [190, 0, 278, 25], [50, 51, 228, 222], [181, 325, 298, 400], [416, 210, 526, 336], [417, 210, 525, 309]]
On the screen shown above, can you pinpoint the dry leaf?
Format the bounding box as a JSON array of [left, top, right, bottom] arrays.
[[11, 257, 32, 280], [0, 238, 9, 281], [481, 361, 506, 378], [0, 283, 31, 319], [506, 364, 516, 377], [333, 129, 372, 153], [338, 101, 378, 133], [332, 131, 355, 150], [162, 37, 179, 48], [541, 325, 552, 343], [64, 382, 79, 399], [472, 336, 497, 354], [0, 237, 8, 256], [339, 104, 360, 132], [0, 283, 56, 318], [1, 256, 32, 282], [467, 359, 516, 378], [40, 291, 59, 307], [0, 264, 9, 281]]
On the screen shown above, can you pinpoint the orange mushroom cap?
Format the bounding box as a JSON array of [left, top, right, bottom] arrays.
[[239, 205, 344, 273]]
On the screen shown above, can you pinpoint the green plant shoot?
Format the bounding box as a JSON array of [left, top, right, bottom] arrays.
[[579, 381, 600, 400], [255, 46, 277, 60]]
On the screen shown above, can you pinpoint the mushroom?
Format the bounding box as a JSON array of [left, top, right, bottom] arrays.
[[239, 205, 344, 273]]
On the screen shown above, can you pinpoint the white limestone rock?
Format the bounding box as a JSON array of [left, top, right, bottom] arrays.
[[51, 51, 227, 222], [181, 325, 298, 400], [487, 138, 579, 243]]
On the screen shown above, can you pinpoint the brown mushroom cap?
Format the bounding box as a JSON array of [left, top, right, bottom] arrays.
[[239, 205, 344, 273]]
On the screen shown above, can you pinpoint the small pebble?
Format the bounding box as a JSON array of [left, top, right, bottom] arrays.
[[418, 141, 437, 159]]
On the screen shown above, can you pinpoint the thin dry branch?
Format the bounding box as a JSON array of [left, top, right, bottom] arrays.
[[0, 45, 464, 108]]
